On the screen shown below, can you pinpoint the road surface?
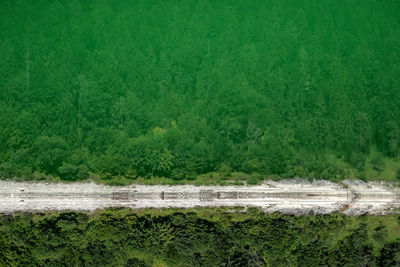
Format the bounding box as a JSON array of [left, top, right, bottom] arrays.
[[0, 179, 399, 215]]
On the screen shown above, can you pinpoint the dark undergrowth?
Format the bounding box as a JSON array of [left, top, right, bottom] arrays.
[[1, 208, 399, 266]]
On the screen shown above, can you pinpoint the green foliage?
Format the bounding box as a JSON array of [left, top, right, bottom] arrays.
[[1, 210, 399, 266], [378, 238, 400, 266], [218, 163, 231, 179], [370, 152, 385, 171], [0, 162, 16, 178], [1, 0, 400, 182], [32, 136, 69, 174], [58, 163, 88, 181], [330, 222, 375, 266]]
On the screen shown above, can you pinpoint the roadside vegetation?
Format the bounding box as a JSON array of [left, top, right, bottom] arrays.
[[1, 208, 399, 266], [1, 0, 400, 185]]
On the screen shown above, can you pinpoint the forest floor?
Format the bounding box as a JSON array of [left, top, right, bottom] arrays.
[[0, 179, 399, 215]]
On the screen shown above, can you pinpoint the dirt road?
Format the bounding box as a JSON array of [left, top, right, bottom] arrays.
[[0, 179, 399, 215]]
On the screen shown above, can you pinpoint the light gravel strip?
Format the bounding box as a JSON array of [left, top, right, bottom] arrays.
[[0, 180, 399, 215]]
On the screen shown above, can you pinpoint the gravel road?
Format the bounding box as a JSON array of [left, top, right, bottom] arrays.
[[0, 180, 399, 215]]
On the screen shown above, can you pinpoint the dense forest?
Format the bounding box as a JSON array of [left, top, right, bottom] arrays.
[[1, 209, 399, 266], [1, 0, 400, 183]]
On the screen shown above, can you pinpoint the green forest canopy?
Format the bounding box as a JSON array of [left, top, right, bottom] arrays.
[[1, 0, 400, 183], [1, 209, 400, 266]]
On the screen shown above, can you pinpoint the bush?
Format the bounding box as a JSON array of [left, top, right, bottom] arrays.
[[247, 174, 260, 185], [396, 168, 400, 180], [0, 162, 15, 178], [58, 163, 78, 181], [58, 163, 89, 181], [218, 163, 231, 179], [32, 136, 69, 174], [370, 153, 385, 171], [346, 152, 366, 172]]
